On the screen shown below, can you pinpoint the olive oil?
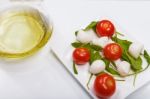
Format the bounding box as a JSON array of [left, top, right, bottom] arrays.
[[0, 7, 52, 58]]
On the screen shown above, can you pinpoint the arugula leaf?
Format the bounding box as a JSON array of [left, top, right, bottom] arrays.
[[111, 61, 117, 68], [112, 36, 142, 71], [84, 21, 97, 31], [116, 31, 124, 36], [111, 36, 131, 62], [103, 59, 120, 76], [102, 59, 110, 67], [72, 42, 102, 65], [112, 36, 132, 51], [106, 67, 120, 75], [75, 21, 97, 36], [71, 42, 82, 48], [144, 50, 150, 64], [86, 74, 93, 90], [126, 63, 150, 77], [71, 42, 102, 51], [90, 44, 102, 51], [73, 62, 78, 74], [125, 51, 142, 71], [75, 31, 78, 36], [133, 73, 137, 86], [122, 52, 130, 62], [90, 51, 102, 64], [82, 43, 93, 51], [115, 79, 125, 81]]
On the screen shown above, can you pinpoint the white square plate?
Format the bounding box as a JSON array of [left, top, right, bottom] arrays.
[[50, 1, 150, 99]]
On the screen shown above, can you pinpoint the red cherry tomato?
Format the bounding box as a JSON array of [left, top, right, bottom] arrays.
[[96, 20, 115, 37], [72, 48, 90, 65], [94, 73, 116, 98], [103, 43, 122, 61]]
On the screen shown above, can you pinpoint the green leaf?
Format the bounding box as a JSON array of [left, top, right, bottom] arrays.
[[71, 42, 83, 48], [71, 42, 102, 51], [135, 57, 142, 69], [102, 59, 110, 67], [90, 51, 102, 64], [84, 21, 97, 31], [144, 50, 150, 64], [90, 44, 102, 51], [75, 31, 78, 36], [112, 36, 132, 51], [116, 31, 124, 36], [115, 79, 125, 82], [112, 36, 142, 71], [122, 52, 130, 62], [125, 64, 150, 77], [133, 73, 137, 86], [106, 67, 120, 75], [71, 42, 102, 64], [73, 62, 78, 74], [111, 61, 117, 68], [86, 74, 93, 90], [102, 59, 120, 76], [82, 43, 92, 49], [125, 51, 142, 71]]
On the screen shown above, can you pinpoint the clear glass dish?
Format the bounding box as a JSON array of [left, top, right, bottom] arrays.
[[0, 5, 52, 58]]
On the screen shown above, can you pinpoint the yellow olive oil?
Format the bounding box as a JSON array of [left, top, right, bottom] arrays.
[[0, 7, 52, 58]]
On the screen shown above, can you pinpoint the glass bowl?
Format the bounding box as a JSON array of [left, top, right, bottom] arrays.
[[0, 5, 52, 58]]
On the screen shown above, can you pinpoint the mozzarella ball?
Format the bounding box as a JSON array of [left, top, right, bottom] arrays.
[[116, 61, 131, 76], [89, 60, 106, 74], [128, 42, 144, 59], [92, 37, 109, 48], [76, 30, 93, 43], [86, 29, 98, 39], [114, 59, 122, 66], [107, 39, 115, 44]]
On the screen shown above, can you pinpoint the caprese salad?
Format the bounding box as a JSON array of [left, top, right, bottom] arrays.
[[71, 19, 150, 98]]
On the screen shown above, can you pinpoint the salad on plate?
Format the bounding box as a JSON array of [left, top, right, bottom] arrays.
[[71, 19, 150, 98]]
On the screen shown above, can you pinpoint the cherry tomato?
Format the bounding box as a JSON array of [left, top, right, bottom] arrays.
[[94, 73, 116, 98], [72, 48, 90, 65], [96, 20, 115, 37], [103, 43, 122, 61]]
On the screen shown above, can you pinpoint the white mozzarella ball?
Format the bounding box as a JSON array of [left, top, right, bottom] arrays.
[[89, 60, 106, 74], [76, 30, 93, 43], [107, 39, 115, 44], [114, 59, 122, 66], [92, 37, 109, 48], [86, 29, 98, 39], [116, 61, 131, 76], [128, 42, 144, 59]]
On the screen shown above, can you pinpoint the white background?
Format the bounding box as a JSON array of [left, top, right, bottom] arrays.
[[0, 0, 150, 99]]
